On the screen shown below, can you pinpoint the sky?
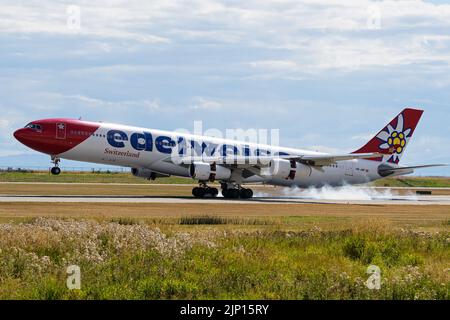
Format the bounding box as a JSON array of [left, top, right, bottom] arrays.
[[0, 0, 449, 175]]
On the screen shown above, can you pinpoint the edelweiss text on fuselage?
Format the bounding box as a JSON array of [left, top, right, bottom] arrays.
[[106, 129, 284, 157]]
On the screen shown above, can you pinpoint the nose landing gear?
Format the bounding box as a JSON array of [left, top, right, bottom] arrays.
[[51, 167, 61, 175], [50, 157, 61, 175]]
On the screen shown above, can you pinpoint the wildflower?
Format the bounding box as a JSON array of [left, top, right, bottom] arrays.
[[0, 218, 221, 269]]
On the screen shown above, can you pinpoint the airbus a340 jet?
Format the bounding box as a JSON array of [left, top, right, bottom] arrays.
[[14, 108, 443, 199]]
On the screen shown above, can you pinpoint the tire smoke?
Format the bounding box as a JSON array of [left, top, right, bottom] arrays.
[[281, 185, 417, 201]]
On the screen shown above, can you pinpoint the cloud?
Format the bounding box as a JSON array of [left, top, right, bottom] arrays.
[[2, 1, 450, 75], [305, 145, 342, 154], [189, 97, 222, 110], [0, 1, 449, 175], [249, 60, 298, 71], [351, 133, 375, 141], [0, 119, 10, 130], [0, 149, 32, 158], [60, 94, 160, 111], [0, 2, 170, 43]]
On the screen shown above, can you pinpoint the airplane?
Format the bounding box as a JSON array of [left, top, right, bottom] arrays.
[[13, 107, 445, 199]]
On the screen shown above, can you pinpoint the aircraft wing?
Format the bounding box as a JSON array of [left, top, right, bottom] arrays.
[[296, 153, 384, 166], [174, 152, 383, 167]]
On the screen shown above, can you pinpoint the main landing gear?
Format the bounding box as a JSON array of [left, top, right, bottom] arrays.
[[192, 182, 219, 198], [221, 183, 253, 199], [191, 182, 253, 199], [50, 157, 61, 175]]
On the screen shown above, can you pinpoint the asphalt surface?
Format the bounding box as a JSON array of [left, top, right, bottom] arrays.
[[1, 194, 449, 205]]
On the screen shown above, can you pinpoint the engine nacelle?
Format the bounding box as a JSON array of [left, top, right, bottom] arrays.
[[292, 162, 312, 181], [131, 168, 169, 180], [268, 159, 296, 180], [189, 162, 211, 180], [189, 162, 231, 181]]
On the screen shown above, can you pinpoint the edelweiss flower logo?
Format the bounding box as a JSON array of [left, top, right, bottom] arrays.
[[377, 114, 411, 163]]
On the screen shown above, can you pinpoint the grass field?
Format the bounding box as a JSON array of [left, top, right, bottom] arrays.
[[0, 202, 449, 228], [0, 171, 193, 184], [0, 174, 448, 300], [1, 171, 450, 187], [372, 176, 450, 188], [0, 216, 448, 299], [0, 197, 449, 299]]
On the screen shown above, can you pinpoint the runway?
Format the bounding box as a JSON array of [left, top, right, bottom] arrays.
[[1, 182, 449, 205], [1, 194, 450, 205]]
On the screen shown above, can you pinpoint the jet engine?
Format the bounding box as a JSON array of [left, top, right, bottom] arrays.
[[189, 162, 231, 181], [268, 159, 297, 180], [131, 168, 169, 180]]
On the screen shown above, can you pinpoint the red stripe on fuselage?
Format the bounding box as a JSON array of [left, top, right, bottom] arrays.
[[14, 118, 100, 156]]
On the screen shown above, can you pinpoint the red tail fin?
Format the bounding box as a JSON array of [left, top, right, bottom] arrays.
[[353, 108, 424, 164]]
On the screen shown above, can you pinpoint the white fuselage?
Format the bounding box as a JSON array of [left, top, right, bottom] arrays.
[[57, 122, 394, 187]]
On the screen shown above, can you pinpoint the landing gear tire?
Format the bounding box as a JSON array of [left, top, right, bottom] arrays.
[[192, 187, 205, 198], [50, 157, 61, 176], [222, 188, 240, 199], [221, 189, 229, 198], [192, 186, 219, 198], [208, 187, 219, 197], [51, 167, 61, 175], [222, 186, 253, 199], [240, 188, 253, 199]]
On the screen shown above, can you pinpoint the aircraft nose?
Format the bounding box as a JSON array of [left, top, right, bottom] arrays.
[[13, 128, 27, 143]]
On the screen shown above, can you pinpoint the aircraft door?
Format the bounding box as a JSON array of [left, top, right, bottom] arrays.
[[344, 161, 354, 176], [56, 123, 67, 139]]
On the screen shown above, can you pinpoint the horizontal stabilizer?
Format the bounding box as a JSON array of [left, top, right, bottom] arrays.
[[379, 164, 447, 172], [378, 163, 447, 177]]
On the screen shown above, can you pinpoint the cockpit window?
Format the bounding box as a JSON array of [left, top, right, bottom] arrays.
[[25, 123, 42, 131]]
